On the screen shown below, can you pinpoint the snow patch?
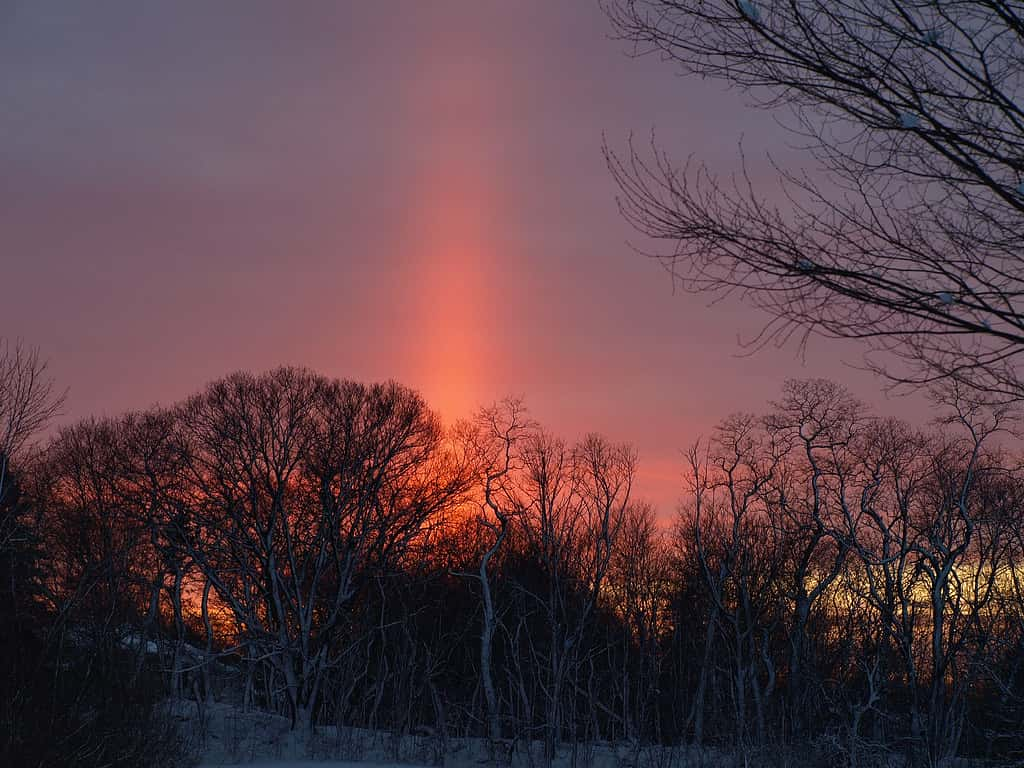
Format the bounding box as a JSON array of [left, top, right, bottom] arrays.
[[899, 112, 920, 129], [187, 701, 709, 768], [738, 0, 761, 22]]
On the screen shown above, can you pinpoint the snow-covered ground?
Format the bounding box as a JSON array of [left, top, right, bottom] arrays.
[[190, 705, 444, 767], [201, 764, 432, 768], [186, 701, 694, 768]]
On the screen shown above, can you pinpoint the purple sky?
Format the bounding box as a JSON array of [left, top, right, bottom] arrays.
[[1, 1, 930, 515]]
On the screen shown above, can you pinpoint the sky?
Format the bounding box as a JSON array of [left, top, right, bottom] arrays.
[[0, 1, 931, 516]]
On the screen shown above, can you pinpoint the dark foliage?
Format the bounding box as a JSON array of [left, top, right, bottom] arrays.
[[0, 462, 194, 768]]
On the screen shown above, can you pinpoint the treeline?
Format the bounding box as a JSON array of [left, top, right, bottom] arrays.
[[3, 366, 1024, 767]]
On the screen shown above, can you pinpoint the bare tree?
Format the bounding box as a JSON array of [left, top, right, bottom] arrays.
[[15, 363, 1024, 761], [40, 419, 140, 623], [0, 339, 65, 667], [0, 340, 63, 505], [604, 1, 1024, 401], [512, 432, 634, 760], [762, 379, 861, 737], [462, 399, 534, 746], [685, 413, 784, 749], [607, 501, 669, 744], [174, 368, 468, 731]]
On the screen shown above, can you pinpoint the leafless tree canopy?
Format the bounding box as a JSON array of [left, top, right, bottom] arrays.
[[0, 339, 63, 599], [0, 339, 63, 491], [603, 0, 1024, 401], [5, 366, 1024, 765]]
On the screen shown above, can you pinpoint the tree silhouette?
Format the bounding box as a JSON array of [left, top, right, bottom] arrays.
[[604, 0, 1024, 402]]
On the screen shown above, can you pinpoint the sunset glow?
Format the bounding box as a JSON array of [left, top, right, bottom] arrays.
[[402, 21, 504, 424], [5, 3, 1022, 763], [1, 2, 931, 518], [406, 148, 493, 424]]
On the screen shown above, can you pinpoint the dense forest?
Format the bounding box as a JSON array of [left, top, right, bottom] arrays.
[[3, 363, 1023, 767]]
